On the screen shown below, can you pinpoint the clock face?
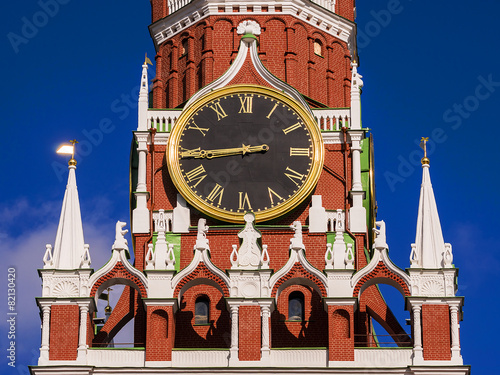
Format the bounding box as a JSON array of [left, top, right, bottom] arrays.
[[167, 85, 324, 223]]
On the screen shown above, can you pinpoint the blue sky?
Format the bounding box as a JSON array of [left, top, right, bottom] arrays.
[[1, 0, 498, 373]]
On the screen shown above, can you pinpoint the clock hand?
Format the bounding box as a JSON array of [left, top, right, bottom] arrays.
[[180, 144, 269, 159]]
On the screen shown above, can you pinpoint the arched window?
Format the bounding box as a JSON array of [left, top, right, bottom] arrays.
[[194, 296, 209, 325], [288, 291, 305, 321], [313, 40, 323, 57]]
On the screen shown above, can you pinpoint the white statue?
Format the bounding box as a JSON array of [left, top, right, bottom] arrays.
[[195, 218, 210, 250], [290, 221, 304, 250], [373, 220, 388, 250], [236, 212, 261, 269], [112, 221, 129, 251]]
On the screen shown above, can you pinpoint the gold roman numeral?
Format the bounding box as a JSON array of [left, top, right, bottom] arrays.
[[289, 147, 310, 157], [268, 187, 284, 206], [239, 96, 253, 113], [188, 122, 209, 136], [266, 103, 279, 119], [238, 192, 252, 210], [185, 165, 207, 188], [208, 102, 228, 121], [207, 184, 224, 205], [282, 122, 302, 134], [284, 167, 304, 186]]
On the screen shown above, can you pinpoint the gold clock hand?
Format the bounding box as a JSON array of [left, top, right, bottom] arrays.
[[205, 144, 269, 159], [180, 144, 269, 159]]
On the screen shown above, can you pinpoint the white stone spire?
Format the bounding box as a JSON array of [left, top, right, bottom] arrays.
[[410, 162, 447, 269], [137, 55, 150, 131], [51, 162, 88, 269]]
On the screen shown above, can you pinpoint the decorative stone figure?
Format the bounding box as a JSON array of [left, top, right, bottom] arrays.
[[112, 221, 129, 251], [195, 218, 210, 250], [290, 221, 304, 250], [236, 212, 262, 269], [373, 220, 388, 250]]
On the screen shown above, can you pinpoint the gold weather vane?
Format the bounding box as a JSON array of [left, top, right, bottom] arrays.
[[419, 137, 430, 165], [56, 139, 78, 166], [144, 53, 153, 66]]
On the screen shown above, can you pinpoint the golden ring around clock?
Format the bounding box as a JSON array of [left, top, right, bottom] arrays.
[[166, 84, 324, 223]]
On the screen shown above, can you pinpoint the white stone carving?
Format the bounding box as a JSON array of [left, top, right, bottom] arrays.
[[52, 281, 79, 297], [420, 280, 444, 297], [231, 212, 264, 270], [345, 243, 354, 270], [43, 244, 53, 269], [195, 218, 209, 251], [290, 221, 304, 250], [237, 20, 261, 36], [373, 220, 388, 250], [145, 244, 154, 270], [112, 221, 129, 251], [325, 243, 334, 269], [261, 245, 270, 269], [444, 243, 453, 268], [81, 244, 91, 268]]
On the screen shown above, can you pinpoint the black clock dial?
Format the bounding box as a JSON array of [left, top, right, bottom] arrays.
[[167, 85, 324, 223]]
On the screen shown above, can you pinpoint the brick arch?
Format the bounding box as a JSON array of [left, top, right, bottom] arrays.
[[353, 261, 410, 298], [90, 261, 147, 299], [173, 263, 229, 298], [271, 262, 327, 298]]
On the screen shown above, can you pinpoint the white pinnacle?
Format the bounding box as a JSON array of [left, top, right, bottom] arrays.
[[412, 164, 446, 268], [51, 164, 87, 269]]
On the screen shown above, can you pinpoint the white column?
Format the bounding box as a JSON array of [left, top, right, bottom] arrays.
[[351, 140, 363, 191], [229, 304, 239, 364], [412, 304, 423, 363], [450, 304, 462, 361], [261, 305, 271, 361], [137, 140, 148, 191], [78, 305, 89, 350], [76, 303, 89, 363], [348, 132, 366, 233], [39, 305, 51, 364], [132, 132, 150, 234]]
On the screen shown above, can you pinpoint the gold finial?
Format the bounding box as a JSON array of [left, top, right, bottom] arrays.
[[420, 137, 430, 165], [69, 139, 78, 166], [104, 287, 113, 314]]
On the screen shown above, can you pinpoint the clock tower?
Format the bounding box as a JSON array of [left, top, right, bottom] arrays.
[[32, 1, 469, 374]]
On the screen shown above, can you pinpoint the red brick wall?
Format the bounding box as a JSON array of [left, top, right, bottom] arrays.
[[271, 284, 327, 348], [146, 306, 174, 361], [328, 305, 354, 361], [174, 284, 231, 348], [49, 305, 79, 360], [239, 305, 261, 360], [152, 15, 351, 109], [422, 304, 451, 360]]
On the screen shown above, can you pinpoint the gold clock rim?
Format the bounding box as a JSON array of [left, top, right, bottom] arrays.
[[167, 84, 324, 223]]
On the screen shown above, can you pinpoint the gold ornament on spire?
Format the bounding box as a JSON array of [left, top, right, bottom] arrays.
[[56, 139, 78, 166], [419, 137, 430, 165], [144, 53, 153, 66]]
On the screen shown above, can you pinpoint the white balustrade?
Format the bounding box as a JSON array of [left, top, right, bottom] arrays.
[[147, 110, 182, 132], [313, 108, 351, 131]]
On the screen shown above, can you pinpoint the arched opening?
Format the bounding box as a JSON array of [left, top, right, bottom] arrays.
[[195, 296, 210, 325], [357, 284, 411, 348]]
